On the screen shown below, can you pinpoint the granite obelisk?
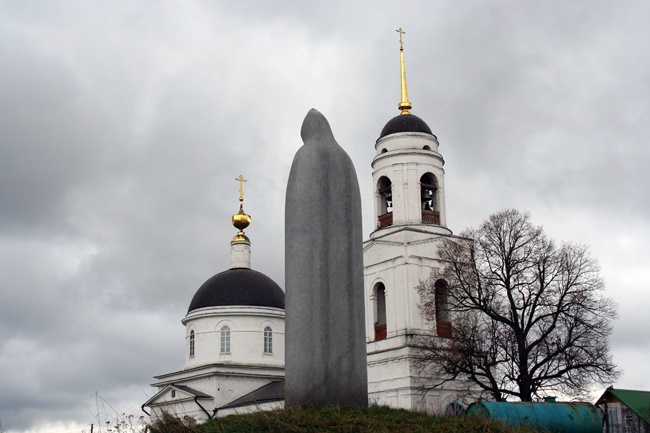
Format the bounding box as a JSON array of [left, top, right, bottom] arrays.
[[285, 109, 368, 407]]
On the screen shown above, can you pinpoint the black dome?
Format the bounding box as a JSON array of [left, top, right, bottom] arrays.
[[379, 113, 433, 138], [188, 268, 285, 313]]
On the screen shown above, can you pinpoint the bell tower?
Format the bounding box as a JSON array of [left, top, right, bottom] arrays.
[[363, 28, 460, 414], [371, 28, 450, 235]]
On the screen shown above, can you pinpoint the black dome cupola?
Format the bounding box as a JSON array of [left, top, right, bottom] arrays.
[[188, 268, 285, 313], [380, 114, 433, 138]]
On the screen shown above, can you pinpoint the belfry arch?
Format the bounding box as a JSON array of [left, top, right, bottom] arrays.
[[373, 282, 387, 341], [434, 279, 451, 338], [420, 172, 440, 225], [377, 176, 393, 228]]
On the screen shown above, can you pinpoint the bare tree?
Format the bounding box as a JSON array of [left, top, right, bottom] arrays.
[[416, 209, 620, 401]]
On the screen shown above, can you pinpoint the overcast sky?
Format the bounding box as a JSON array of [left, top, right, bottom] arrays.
[[1, 1, 649, 432]]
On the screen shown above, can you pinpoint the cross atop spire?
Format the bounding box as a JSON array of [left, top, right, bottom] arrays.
[[396, 27, 406, 50], [396, 27, 412, 114], [235, 175, 247, 202]]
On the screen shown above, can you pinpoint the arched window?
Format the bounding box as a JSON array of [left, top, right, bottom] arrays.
[[374, 283, 387, 341], [435, 279, 452, 338], [264, 326, 272, 354], [444, 401, 464, 417], [220, 326, 231, 353], [189, 330, 195, 357], [377, 176, 393, 228], [420, 173, 440, 224]]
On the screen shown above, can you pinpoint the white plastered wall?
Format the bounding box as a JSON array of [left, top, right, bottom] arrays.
[[183, 306, 285, 369]]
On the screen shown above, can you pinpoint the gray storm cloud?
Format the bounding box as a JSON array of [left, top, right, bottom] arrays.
[[1, 1, 649, 431]]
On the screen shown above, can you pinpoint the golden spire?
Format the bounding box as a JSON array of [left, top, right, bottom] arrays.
[[396, 27, 412, 115], [232, 175, 251, 243]]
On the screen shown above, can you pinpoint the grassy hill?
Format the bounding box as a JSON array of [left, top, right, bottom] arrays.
[[148, 405, 538, 433]]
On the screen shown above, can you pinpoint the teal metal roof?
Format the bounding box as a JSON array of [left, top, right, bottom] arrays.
[[598, 387, 650, 424]]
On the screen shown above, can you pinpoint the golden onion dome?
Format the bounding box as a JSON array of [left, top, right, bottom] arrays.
[[232, 175, 251, 243], [232, 205, 251, 242]]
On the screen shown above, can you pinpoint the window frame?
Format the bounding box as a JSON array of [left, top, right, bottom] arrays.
[[263, 326, 273, 354], [220, 326, 231, 353]]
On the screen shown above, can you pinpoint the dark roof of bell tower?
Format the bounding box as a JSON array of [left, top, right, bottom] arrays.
[[379, 113, 434, 138]]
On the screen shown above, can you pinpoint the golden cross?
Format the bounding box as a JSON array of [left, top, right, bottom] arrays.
[[396, 27, 406, 49], [235, 175, 247, 202]]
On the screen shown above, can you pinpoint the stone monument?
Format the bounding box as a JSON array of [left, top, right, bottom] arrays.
[[285, 109, 368, 407]]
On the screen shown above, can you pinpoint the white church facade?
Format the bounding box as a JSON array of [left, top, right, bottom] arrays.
[[144, 32, 471, 421], [143, 192, 287, 420]]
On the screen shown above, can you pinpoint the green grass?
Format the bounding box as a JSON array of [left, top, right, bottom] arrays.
[[149, 405, 538, 433]]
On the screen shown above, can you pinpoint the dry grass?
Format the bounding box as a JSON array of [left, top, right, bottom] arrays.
[[149, 405, 539, 433]]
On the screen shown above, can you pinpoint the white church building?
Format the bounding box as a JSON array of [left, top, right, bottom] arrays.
[[144, 34, 470, 421], [143, 194, 287, 420]]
